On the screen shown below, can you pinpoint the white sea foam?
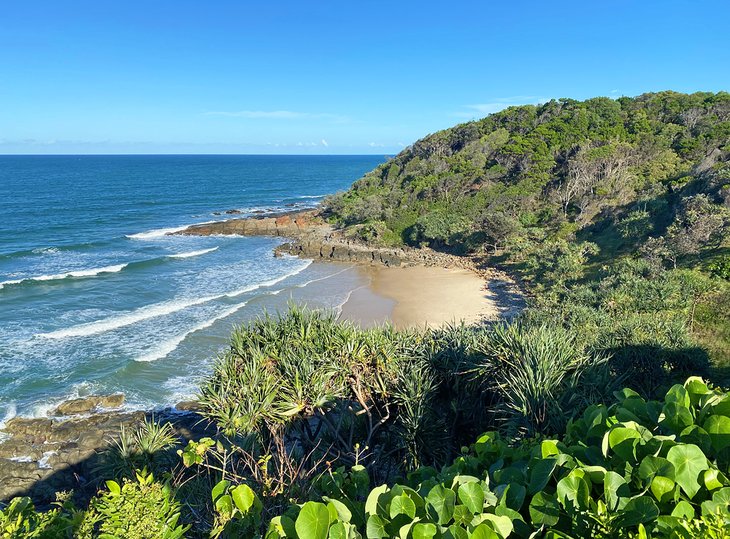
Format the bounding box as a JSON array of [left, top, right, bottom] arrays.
[[0, 402, 17, 431], [37, 260, 313, 339], [38, 295, 221, 339], [167, 247, 219, 259], [125, 220, 222, 240], [297, 194, 326, 199], [0, 264, 128, 290], [135, 301, 249, 362], [31, 247, 60, 255], [125, 225, 193, 239], [296, 265, 352, 288], [38, 451, 57, 469]]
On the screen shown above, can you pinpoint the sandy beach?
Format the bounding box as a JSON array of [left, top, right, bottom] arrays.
[[339, 264, 500, 329]]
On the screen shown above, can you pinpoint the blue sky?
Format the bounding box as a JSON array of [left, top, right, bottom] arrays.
[[1, 1, 728, 154]]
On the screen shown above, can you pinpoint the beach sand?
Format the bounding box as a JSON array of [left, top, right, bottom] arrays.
[[338, 264, 498, 329]]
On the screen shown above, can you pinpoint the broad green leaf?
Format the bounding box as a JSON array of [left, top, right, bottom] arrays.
[[667, 444, 709, 499], [581, 465, 608, 484], [495, 506, 529, 537], [105, 480, 121, 495], [325, 498, 353, 523], [469, 523, 499, 539], [603, 471, 630, 511], [215, 494, 233, 516], [495, 483, 526, 510], [211, 479, 230, 503], [365, 485, 389, 517], [541, 440, 560, 458], [425, 484, 456, 525], [650, 476, 675, 503], [296, 501, 331, 539], [529, 491, 560, 526], [617, 496, 660, 527], [684, 377, 710, 407], [665, 385, 690, 408], [712, 487, 730, 504], [608, 427, 642, 461], [398, 517, 421, 539], [390, 493, 416, 519], [452, 505, 472, 526], [458, 482, 485, 514], [231, 484, 259, 515], [365, 515, 387, 539], [703, 469, 724, 491], [412, 523, 438, 539], [671, 500, 695, 519], [481, 514, 513, 538], [446, 524, 469, 539], [638, 456, 675, 482], [659, 402, 694, 434], [556, 471, 590, 510], [528, 458, 557, 494], [329, 522, 348, 539], [703, 414, 730, 453]]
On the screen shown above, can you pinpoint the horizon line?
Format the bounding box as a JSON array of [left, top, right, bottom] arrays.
[[0, 152, 396, 157]]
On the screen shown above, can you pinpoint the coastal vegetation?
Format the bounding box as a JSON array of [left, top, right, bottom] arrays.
[[2, 92, 730, 537], [2, 316, 730, 537], [323, 91, 730, 372]]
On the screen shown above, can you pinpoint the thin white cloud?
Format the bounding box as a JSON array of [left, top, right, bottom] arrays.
[[454, 96, 549, 119], [320, 139, 329, 147], [203, 110, 348, 122], [368, 142, 385, 147]]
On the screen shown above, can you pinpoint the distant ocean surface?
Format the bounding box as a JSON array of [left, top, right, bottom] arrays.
[[0, 155, 384, 421]]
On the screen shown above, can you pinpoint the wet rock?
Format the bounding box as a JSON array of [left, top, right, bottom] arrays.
[[52, 394, 125, 416], [0, 407, 215, 504], [174, 400, 203, 412], [225, 209, 242, 214]]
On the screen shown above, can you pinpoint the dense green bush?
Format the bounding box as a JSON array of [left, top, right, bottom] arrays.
[[0, 472, 188, 538], [76, 471, 188, 538], [709, 256, 730, 281], [262, 377, 730, 539]]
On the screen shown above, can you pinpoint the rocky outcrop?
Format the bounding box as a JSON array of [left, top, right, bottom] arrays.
[[176, 210, 329, 238], [174, 210, 478, 269], [0, 396, 213, 504], [52, 394, 124, 416]]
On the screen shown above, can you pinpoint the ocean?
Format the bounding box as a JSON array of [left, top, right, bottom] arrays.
[[0, 155, 384, 421]]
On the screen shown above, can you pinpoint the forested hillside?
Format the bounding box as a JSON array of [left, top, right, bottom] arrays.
[[325, 92, 730, 371]]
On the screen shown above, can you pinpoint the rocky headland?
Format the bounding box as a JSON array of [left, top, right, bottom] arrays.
[[175, 209, 506, 274]]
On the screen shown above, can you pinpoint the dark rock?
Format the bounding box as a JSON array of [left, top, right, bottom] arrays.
[[225, 209, 242, 214]]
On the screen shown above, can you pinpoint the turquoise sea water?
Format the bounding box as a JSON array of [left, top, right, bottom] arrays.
[[0, 155, 384, 420]]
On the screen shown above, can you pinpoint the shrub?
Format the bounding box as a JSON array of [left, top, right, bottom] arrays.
[[76, 470, 188, 538], [96, 417, 179, 480], [262, 377, 730, 539], [0, 494, 78, 538], [468, 323, 614, 436], [709, 256, 730, 280]]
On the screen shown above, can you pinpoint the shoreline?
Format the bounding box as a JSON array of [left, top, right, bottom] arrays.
[[338, 264, 504, 329], [178, 209, 525, 327]]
